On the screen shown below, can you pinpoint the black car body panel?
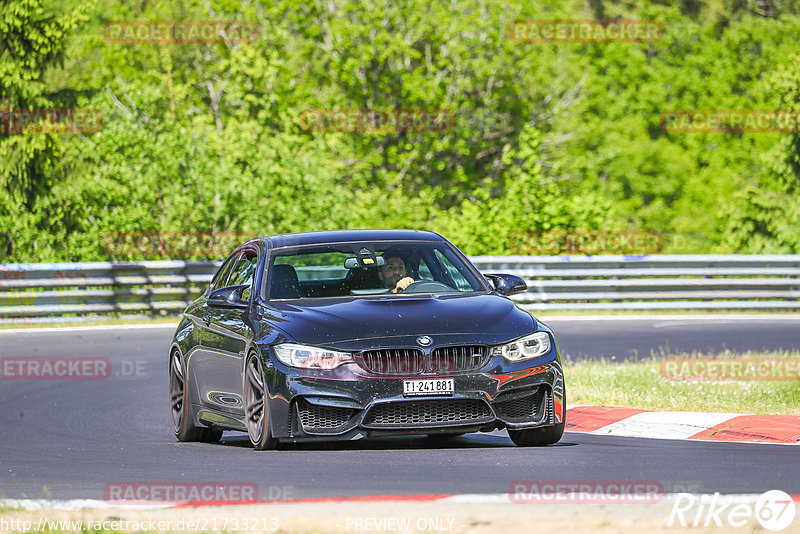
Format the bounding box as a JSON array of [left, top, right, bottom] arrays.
[[169, 229, 565, 446], [264, 293, 536, 345]]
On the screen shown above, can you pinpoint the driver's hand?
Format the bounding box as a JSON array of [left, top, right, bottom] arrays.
[[392, 277, 414, 293]]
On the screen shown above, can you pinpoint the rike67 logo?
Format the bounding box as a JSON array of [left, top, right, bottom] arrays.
[[668, 490, 796, 531]]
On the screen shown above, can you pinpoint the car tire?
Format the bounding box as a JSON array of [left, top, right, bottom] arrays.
[[170, 350, 222, 443], [244, 352, 281, 450], [508, 390, 566, 447]]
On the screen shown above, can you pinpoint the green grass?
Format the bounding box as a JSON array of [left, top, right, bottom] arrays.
[[566, 350, 800, 415]]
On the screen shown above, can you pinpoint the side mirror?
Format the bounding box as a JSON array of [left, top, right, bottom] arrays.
[[485, 273, 527, 296], [208, 285, 249, 309]]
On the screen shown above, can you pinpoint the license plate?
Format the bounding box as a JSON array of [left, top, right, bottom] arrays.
[[403, 378, 454, 396]]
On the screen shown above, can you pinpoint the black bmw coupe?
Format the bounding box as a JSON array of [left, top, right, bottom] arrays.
[[169, 229, 565, 449]]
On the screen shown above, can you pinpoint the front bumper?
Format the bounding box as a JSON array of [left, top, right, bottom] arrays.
[[263, 351, 565, 441]]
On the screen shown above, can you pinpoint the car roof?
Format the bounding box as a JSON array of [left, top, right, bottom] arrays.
[[259, 229, 445, 249]]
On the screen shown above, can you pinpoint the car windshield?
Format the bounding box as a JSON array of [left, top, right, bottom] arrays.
[[267, 240, 485, 299]]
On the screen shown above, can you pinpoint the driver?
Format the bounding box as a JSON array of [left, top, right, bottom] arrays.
[[378, 255, 414, 293]]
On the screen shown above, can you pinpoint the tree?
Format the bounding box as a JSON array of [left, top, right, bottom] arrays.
[[0, 0, 91, 259], [720, 54, 800, 253]]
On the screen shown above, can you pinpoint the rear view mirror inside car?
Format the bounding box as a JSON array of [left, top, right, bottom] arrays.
[[344, 256, 385, 269]]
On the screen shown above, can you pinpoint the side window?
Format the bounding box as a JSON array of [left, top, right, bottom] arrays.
[[417, 258, 434, 281], [434, 250, 473, 291], [209, 253, 239, 293], [226, 251, 258, 299]]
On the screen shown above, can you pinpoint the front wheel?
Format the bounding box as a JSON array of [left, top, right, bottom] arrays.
[[169, 350, 222, 443], [508, 391, 566, 447], [244, 353, 280, 450]]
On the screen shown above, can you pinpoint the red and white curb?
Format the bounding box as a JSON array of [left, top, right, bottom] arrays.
[[1, 494, 483, 511], [3, 492, 800, 510], [566, 405, 800, 444]]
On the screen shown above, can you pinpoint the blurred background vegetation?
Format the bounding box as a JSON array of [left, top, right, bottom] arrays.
[[2, 0, 800, 261]]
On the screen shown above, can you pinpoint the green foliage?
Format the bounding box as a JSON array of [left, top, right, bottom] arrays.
[[0, 0, 91, 107], [718, 54, 800, 253], [2, 0, 800, 261], [434, 124, 611, 254], [0, 0, 92, 257]]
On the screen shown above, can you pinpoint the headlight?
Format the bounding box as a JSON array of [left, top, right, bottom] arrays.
[[273, 343, 354, 370], [490, 332, 551, 362]]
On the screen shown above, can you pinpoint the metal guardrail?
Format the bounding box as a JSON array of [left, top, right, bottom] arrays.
[[0, 261, 220, 321], [0, 255, 798, 322], [474, 255, 800, 311]]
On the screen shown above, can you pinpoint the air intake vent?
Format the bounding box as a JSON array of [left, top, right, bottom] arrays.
[[493, 388, 547, 423], [295, 398, 355, 434], [363, 399, 493, 428]]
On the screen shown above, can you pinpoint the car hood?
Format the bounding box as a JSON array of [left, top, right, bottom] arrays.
[[261, 293, 536, 349]]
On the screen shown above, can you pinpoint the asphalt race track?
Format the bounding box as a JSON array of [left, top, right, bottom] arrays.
[[543, 315, 800, 360], [0, 316, 798, 501]]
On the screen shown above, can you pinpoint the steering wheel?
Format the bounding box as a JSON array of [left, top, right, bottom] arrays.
[[399, 280, 454, 293]]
